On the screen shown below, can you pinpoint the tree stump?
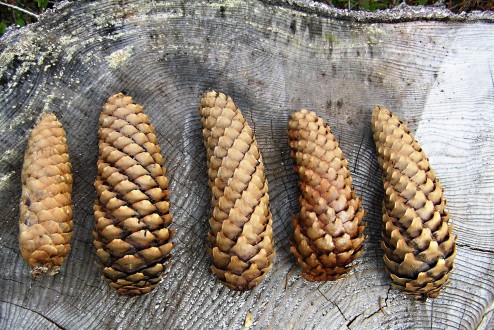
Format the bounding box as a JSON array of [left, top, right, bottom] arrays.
[[1, 1, 493, 329]]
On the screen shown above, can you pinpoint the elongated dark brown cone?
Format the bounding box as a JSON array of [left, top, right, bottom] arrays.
[[19, 113, 73, 278], [199, 91, 275, 291], [371, 106, 457, 299], [288, 109, 366, 281], [93, 93, 174, 296]]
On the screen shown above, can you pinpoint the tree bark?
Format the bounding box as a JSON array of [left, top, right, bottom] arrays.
[[0, 1, 493, 329]]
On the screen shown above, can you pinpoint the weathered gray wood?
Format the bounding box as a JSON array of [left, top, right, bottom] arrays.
[[1, 1, 493, 329]]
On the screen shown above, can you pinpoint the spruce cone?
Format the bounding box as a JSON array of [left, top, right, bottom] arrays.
[[288, 109, 366, 281], [19, 113, 73, 277], [199, 91, 275, 291], [93, 93, 174, 296], [371, 106, 457, 299]]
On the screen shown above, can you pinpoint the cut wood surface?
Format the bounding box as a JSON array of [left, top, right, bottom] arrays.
[[0, 1, 493, 329]]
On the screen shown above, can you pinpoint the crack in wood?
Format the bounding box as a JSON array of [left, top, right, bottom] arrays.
[[352, 134, 366, 174], [0, 276, 28, 286], [0, 300, 66, 330], [284, 265, 297, 290], [369, 287, 391, 320], [348, 287, 392, 328], [0, 242, 18, 253], [21, 277, 33, 306], [458, 287, 469, 329], [383, 286, 391, 313], [457, 243, 494, 255], [477, 300, 494, 329], [316, 286, 349, 323]]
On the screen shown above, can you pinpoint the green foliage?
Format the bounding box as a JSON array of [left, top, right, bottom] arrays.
[[0, 0, 492, 37], [37, 0, 49, 10], [15, 15, 25, 28], [315, 0, 493, 11], [0, 21, 6, 35], [358, 0, 389, 11], [0, 1, 58, 36]]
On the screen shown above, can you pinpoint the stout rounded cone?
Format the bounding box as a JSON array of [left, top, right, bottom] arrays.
[[371, 106, 457, 300], [93, 93, 174, 296], [199, 91, 275, 291], [288, 109, 366, 281], [19, 112, 74, 278]]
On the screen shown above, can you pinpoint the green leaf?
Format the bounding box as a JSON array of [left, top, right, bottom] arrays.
[[37, 0, 49, 9], [16, 17, 25, 27], [0, 21, 7, 35], [360, 0, 371, 10]]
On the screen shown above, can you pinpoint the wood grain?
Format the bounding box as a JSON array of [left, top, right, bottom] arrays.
[[0, 1, 493, 329]]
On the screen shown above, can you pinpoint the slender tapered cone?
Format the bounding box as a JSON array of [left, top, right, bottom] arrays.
[[288, 109, 366, 281], [371, 106, 457, 299], [199, 91, 275, 291], [93, 93, 174, 296], [19, 112, 74, 278]]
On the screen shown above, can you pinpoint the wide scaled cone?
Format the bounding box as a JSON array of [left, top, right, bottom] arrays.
[[19, 113, 74, 278], [288, 109, 366, 281], [199, 91, 275, 291], [93, 93, 174, 296], [371, 106, 456, 299]]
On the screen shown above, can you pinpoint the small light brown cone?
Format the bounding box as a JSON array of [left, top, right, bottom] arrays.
[[199, 91, 275, 291], [288, 109, 366, 281], [371, 106, 457, 300], [19, 112, 74, 278], [93, 93, 174, 296]]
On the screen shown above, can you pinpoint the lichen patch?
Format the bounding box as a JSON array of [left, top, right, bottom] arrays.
[[106, 45, 134, 69]]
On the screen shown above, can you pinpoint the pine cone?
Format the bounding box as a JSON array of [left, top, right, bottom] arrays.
[[288, 109, 366, 281], [93, 93, 174, 296], [19, 113, 73, 278], [199, 91, 275, 291], [371, 106, 457, 299]]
